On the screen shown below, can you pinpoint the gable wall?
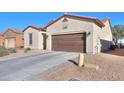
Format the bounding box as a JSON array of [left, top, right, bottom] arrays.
[[47, 17, 94, 34]]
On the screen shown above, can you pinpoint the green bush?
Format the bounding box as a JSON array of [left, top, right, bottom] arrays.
[[0, 46, 9, 57], [8, 48, 17, 53], [24, 48, 31, 53]]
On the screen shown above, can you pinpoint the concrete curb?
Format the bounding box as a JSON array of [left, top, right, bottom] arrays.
[[84, 64, 100, 70]]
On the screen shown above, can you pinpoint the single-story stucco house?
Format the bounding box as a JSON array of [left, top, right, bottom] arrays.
[[2, 28, 24, 48], [23, 25, 46, 49], [24, 14, 113, 54]]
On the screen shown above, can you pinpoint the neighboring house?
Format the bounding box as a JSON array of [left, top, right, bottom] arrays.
[[0, 33, 4, 47], [3, 28, 24, 48], [23, 25, 46, 49], [45, 14, 113, 54]]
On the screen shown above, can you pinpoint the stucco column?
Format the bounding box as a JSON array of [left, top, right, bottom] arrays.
[[86, 32, 93, 54], [46, 34, 52, 51]]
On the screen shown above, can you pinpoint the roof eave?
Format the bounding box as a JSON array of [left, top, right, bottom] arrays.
[[44, 14, 105, 29], [23, 25, 46, 32], [3, 28, 23, 35]]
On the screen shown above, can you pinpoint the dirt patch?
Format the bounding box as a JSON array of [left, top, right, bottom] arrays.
[[40, 52, 124, 81]]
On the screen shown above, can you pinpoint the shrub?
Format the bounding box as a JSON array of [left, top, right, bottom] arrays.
[[26, 48, 31, 51], [8, 48, 17, 53], [0, 46, 9, 57], [24, 48, 31, 53]]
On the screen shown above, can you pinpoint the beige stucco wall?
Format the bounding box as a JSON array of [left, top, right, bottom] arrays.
[[46, 17, 94, 53], [24, 27, 45, 49], [93, 24, 102, 54]]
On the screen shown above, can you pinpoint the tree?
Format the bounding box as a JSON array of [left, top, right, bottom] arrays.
[[113, 25, 124, 44]]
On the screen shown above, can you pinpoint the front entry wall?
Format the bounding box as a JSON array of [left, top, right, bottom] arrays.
[[24, 27, 46, 49], [52, 33, 86, 53]]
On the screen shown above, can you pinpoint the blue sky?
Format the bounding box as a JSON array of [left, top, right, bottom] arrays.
[[0, 12, 124, 42]]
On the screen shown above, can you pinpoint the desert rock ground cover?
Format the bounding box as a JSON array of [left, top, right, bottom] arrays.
[[41, 49, 124, 81]]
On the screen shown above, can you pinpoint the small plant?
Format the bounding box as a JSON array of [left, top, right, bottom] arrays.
[[24, 48, 31, 53], [0, 46, 9, 57], [8, 48, 17, 53]]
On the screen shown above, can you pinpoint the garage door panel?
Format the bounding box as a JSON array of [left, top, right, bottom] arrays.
[[52, 35, 83, 40], [52, 33, 86, 52], [5, 38, 15, 48], [53, 42, 82, 46]]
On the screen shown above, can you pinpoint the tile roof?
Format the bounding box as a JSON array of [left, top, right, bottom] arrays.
[[8, 28, 23, 34], [23, 25, 46, 32], [2, 28, 23, 35]]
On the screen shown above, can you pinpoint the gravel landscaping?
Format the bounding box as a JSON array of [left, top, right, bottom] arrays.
[[41, 49, 124, 81]]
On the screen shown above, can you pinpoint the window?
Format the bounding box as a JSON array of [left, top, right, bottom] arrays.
[[29, 33, 32, 45]]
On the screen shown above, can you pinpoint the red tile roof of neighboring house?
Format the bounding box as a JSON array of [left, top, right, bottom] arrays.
[[3, 28, 23, 35], [45, 14, 105, 28], [9, 28, 23, 34], [23, 25, 46, 32]]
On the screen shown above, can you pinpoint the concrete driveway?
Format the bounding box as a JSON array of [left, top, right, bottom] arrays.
[[0, 51, 78, 81]]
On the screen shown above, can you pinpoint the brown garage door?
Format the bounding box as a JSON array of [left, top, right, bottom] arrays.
[[52, 33, 86, 53]]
